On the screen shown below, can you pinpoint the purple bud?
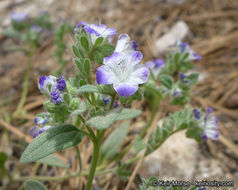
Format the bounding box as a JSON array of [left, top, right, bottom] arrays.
[[193, 109, 201, 120], [113, 101, 118, 108], [179, 73, 189, 84], [179, 42, 189, 52], [132, 41, 138, 51], [172, 88, 182, 97], [56, 75, 66, 91], [50, 88, 62, 104], [29, 126, 41, 138]]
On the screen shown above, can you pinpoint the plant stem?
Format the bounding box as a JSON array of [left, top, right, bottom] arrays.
[[75, 146, 83, 172], [13, 52, 33, 118], [85, 130, 104, 190], [109, 94, 116, 109]]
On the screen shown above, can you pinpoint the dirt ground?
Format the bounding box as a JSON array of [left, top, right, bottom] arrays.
[[0, 0, 238, 189]]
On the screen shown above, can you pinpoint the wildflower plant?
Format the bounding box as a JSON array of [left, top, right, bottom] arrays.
[[19, 22, 219, 190]]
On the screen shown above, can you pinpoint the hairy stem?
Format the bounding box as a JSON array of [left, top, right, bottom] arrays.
[[75, 146, 83, 172], [85, 130, 105, 190]]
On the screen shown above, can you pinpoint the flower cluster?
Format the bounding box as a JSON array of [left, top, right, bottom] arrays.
[[179, 73, 189, 84], [146, 59, 164, 78], [10, 12, 28, 22], [38, 75, 66, 104], [96, 34, 150, 97], [175, 40, 201, 61], [193, 107, 219, 140], [75, 22, 117, 44]]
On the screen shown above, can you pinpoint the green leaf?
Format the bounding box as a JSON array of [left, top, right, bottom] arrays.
[[24, 180, 48, 190], [86, 107, 122, 130], [0, 152, 7, 168], [94, 37, 103, 46], [20, 124, 83, 163], [80, 36, 89, 52], [84, 59, 91, 75], [99, 44, 115, 56], [77, 85, 99, 93], [159, 74, 174, 89], [116, 108, 141, 121], [73, 58, 84, 73], [93, 51, 104, 64], [37, 155, 68, 168], [43, 101, 63, 113], [101, 121, 130, 159], [72, 45, 82, 58], [187, 73, 199, 85], [186, 127, 203, 143]]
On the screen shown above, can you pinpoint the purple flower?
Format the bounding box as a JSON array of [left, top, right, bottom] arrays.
[[31, 25, 42, 33], [56, 75, 66, 91], [76, 21, 87, 27], [75, 22, 117, 44], [96, 51, 150, 97], [38, 125, 51, 135], [146, 59, 164, 77], [179, 73, 189, 84], [102, 95, 118, 108], [172, 88, 182, 97], [38, 75, 66, 104], [84, 24, 117, 37], [201, 107, 219, 140], [50, 86, 62, 104], [38, 75, 56, 96], [34, 113, 50, 125], [193, 107, 219, 140], [11, 12, 28, 22], [114, 34, 138, 55], [29, 125, 51, 138], [193, 109, 201, 121], [176, 40, 201, 61]]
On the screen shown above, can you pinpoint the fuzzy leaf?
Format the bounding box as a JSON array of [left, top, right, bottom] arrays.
[[116, 108, 142, 121], [77, 85, 99, 93], [20, 124, 83, 163], [24, 180, 48, 190], [101, 121, 130, 159], [99, 44, 115, 56], [80, 36, 89, 52], [159, 74, 173, 89], [37, 155, 68, 168], [72, 45, 82, 58], [94, 37, 103, 46], [86, 107, 122, 130]]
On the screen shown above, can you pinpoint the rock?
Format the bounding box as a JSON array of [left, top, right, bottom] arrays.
[[154, 21, 190, 54], [167, 0, 186, 5], [139, 130, 199, 180]]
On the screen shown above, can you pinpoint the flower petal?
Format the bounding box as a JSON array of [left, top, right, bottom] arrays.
[[128, 64, 150, 84], [128, 51, 143, 65], [103, 28, 117, 36], [103, 52, 123, 65], [84, 25, 100, 36], [115, 34, 130, 52], [96, 65, 114, 85], [113, 83, 138, 97]]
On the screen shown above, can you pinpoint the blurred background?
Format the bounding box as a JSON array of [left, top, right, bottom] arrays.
[[0, 0, 238, 189]]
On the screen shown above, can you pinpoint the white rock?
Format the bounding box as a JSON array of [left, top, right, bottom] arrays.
[[167, 0, 186, 5], [140, 130, 199, 180], [155, 21, 190, 54]]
